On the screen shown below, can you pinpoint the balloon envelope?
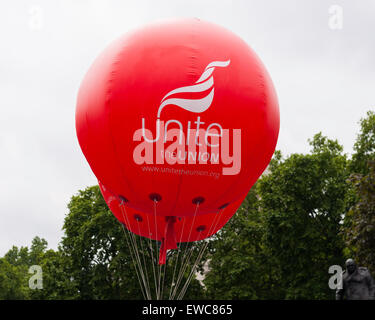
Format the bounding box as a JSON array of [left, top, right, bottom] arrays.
[[76, 18, 279, 218]]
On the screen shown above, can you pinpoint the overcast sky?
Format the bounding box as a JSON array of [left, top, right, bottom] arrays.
[[0, 0, 374, 255]]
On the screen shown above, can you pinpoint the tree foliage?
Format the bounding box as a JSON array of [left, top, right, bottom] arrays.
[[258, 134, 348, 299], [1, 111, 374, 300], [203, 183, 283, 299], [0, 258, 29, 300], [204, 133, 350, 300], [350, 111, 375, 175], [343, 161, 375, 275], [0, 237, 53, 299], [342, 110, 375, 262]]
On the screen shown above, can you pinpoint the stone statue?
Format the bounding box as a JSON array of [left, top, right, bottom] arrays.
[[336, 258, 375, 300]]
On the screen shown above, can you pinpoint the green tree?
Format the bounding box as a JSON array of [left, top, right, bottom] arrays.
[[4, 246, 30, 267], [350, 111, 375, 175], [0, 258, 29, 300], [28, 249, 78, 300], [203, 184, 283, 299], [60, 186, 142, 299], [342, 111, 375, 259], [258, 134, 349, 299], [5, 112, 374, 300], [204, 134, 349, 300], [343, 161, 375, 275], [29, 236, 48, 265], [1, 237, 73, 300]]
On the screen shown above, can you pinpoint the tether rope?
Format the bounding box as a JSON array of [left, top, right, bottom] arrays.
[[119, 202, 147, 299]]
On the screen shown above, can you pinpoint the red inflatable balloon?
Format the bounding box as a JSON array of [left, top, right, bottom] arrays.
[[76, 18, 279, 219], [99, 181, 246, 264]]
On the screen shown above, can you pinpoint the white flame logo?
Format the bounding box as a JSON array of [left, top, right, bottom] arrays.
[[157, 60, 230, 118]]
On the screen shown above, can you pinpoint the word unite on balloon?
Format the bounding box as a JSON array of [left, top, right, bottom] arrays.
[[134, 117, 241, 175]]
